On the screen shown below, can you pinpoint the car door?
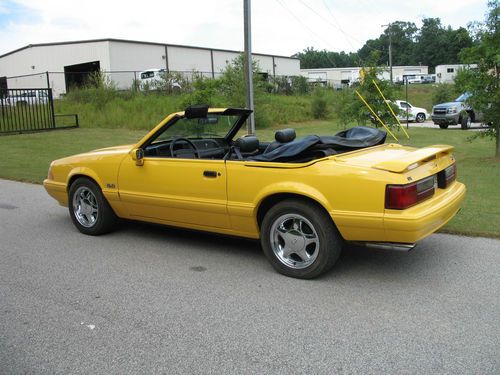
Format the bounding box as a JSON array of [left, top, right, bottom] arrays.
[[118, 155, 229, 229]]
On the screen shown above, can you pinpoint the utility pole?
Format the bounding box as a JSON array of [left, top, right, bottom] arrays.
[[382, 23, 393, 83], [244, 0, 255, 134]]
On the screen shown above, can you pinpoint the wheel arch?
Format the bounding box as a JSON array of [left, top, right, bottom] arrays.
[[67, 168, 103, 192], [256, 192, 335, 231]]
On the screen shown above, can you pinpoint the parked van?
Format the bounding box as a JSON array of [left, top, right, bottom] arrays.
[[138, 69, 181, 91]]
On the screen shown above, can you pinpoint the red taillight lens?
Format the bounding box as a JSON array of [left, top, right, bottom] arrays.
[[386, 176, 436, 209]]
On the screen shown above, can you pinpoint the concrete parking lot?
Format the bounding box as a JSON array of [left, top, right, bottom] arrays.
[[1, 179, 499, 374]]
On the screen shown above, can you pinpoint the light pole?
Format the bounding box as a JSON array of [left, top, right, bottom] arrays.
[[244, 0, 255, 134], [382, 23, 393, 83]]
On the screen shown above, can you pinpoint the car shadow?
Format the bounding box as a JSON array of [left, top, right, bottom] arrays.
[[114, 220, 446, 283]]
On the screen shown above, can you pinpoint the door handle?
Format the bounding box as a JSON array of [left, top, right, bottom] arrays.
[[203, 170, 218, 178]]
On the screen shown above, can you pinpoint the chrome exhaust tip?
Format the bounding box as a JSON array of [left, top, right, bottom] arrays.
[[351, 242, 416, 252]]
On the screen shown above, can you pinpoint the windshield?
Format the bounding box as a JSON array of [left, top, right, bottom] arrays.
[[455, 93, 471, 102], [150, 114, 241, 144]]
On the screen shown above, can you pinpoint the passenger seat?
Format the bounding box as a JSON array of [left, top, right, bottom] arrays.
[[264, 128, 296, 153]]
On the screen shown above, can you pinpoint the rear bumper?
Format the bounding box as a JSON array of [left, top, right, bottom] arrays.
[[43, 179, 68, 207], [383, 181, 466, 243]]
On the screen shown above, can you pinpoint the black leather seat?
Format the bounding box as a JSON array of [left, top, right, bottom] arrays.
[[264, 128, 296, 153], [230, 135, 260, 159]]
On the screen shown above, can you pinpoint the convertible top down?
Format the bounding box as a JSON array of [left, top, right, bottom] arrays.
[[44, 106, 466, 278]]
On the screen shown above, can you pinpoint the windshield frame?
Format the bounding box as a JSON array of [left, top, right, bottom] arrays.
[[139, 108, 252, 149]]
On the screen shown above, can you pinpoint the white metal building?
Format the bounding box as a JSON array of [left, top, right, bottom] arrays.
[[300, 65, 429, 86], [435, 64, 477, 84], [0, 38, 300, 97]]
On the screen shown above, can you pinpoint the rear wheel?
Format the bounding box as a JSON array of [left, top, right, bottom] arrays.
[[260, 199, 342, 279], [68, 177, 117, 235], [439, 124, 449, 129]]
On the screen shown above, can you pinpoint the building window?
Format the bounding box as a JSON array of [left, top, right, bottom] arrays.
[[447, 68, 454, 73]]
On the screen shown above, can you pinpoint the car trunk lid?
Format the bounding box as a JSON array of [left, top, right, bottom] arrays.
[[333, 144, 454, 173]]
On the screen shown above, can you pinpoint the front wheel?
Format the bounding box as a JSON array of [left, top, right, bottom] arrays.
[[416, 113, 426, 123], [260, 200, 342, 279], [461, 115, 472, 130], [68, 178, 118, 235]]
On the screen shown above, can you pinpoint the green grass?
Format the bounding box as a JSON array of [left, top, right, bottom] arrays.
[[0, 123, 498, 238], [0, 128, 145, 182]]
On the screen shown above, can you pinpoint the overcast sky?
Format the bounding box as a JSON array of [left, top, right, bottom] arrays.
[[0, 0, 488, 57]]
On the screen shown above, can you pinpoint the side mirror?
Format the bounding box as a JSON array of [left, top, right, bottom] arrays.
[[131, 148, 144, 166]]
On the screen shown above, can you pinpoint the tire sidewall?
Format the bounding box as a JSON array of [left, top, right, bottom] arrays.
[[260, 200, 342, 279], [68, 178, 115, 235]]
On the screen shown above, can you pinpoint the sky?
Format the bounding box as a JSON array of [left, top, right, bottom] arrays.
[[0, 0, 489, 57]]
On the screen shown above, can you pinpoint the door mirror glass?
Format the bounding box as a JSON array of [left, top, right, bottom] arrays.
[[132, 148, 144, 166]]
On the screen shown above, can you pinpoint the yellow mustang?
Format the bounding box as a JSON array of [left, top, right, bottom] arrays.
[[44, 106, 465, 279]]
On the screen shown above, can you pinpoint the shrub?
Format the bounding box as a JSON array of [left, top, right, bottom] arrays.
[[311, 88, 329, 119], [432, 84, 459, 105]]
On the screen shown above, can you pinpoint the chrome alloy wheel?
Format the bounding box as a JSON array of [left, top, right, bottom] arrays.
[[269, 214, 320, 269], [72, 186, 99, 228]]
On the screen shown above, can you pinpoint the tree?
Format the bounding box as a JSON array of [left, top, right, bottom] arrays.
[[294, 47, 359, 69], [455, 0, 500, 158]]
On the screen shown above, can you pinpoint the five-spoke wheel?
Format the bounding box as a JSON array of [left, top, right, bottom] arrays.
[[72, 186, 99, 228], [270, 214, 320, 269], [261, 199, 342, 279], [68, 178, 117, 235]]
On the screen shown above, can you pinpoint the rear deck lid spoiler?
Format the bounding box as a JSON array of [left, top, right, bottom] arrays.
[[373, 145, 454, 173]]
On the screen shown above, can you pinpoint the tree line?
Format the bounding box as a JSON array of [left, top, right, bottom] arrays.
[[295, 17, 474, 72]]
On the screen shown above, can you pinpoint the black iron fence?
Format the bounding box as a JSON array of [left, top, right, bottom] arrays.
[[0, 88, 78, 134]]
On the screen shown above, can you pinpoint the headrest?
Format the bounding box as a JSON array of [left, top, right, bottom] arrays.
[[235, 136, 259, 152], [275, 128, 296, 143]]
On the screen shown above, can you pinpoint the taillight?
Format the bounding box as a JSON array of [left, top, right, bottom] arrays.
[[385, 175, 436, 210], [438, 163, 456, 188]]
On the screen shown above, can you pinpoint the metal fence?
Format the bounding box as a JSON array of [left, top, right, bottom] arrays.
[[0, 88, 78, 134], [5, 70, 309, 98]]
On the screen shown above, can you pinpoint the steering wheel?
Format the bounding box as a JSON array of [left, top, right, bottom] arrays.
[[169, 137, 199, 158]]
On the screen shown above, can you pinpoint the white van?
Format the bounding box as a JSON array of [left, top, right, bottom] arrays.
[[138, 69, 181, 91]]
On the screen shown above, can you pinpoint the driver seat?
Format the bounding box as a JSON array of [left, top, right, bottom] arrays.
[[229, 136, 260, 160]]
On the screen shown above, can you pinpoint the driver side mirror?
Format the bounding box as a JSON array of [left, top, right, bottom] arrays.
[[131, 148, 144, 166]]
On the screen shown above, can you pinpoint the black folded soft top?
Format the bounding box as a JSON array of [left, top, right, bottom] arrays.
[[249, 126, 387, 162]]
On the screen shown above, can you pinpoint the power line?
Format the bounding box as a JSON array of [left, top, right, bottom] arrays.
[[296, 0, 384, 54], [320, 0, 357, 51], [274, 0, 340, 52]]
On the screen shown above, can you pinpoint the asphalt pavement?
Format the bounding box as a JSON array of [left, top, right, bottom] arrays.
[[1, 179, 499, 374]]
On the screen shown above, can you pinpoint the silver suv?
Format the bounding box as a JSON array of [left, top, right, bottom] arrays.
[[431, 93, 482, 129]]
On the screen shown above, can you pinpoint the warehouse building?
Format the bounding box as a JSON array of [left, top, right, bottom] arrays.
[[300, 65, 429, 87], [0, 38, 300, 97]]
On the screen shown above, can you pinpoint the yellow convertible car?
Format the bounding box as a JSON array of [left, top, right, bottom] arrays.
[[44, 106, 465, 279]]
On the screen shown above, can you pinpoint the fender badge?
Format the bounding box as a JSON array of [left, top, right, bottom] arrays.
[[106, 183, 116, 189]]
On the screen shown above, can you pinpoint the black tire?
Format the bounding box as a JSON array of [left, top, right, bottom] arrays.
[[68, 177, 118, 235], [416, 113, 426, 123], [260, 199, 342, 279], [439, 124, 449, 129], [460, 115, 471, 130]]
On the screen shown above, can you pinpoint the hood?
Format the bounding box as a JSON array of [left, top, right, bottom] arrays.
[[412, 106, 428, 113], [53, 144, 134, 165], [433, 101, 465, 109], [89, 144, 135, 154]]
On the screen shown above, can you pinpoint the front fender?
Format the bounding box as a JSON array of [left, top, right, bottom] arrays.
[[67, 167, 104, 190]]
